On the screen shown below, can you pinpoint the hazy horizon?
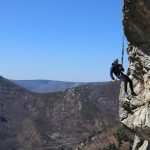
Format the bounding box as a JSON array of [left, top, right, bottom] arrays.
[[11, 78, 110, 83]]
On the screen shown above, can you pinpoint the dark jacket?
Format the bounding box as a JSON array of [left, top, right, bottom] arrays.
[[110, 63, 124, 80]]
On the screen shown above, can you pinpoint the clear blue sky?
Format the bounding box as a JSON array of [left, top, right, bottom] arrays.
[[0, 0, 128, 82]]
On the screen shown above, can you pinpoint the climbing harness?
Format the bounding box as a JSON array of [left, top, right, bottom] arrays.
[[121, 35, 125, 66]]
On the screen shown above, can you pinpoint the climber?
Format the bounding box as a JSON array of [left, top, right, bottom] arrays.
[[110, 58, 137, 96]]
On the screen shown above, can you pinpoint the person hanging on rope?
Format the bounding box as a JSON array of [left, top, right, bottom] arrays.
[[110, 58, 137, 96]]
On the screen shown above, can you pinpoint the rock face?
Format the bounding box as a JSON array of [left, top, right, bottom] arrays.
[[123, 0, 150, 45], [120, 0, 150, 149]]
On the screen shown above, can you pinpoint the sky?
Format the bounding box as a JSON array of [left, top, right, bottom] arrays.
[[0, 0, 128, 82]]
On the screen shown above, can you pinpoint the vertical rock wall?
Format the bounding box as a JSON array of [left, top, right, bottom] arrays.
[[120, 0, 150, 149]]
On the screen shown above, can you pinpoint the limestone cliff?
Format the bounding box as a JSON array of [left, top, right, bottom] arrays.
[[120, 0, 150, 149]]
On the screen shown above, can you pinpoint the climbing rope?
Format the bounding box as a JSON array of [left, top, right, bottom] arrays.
[[121, 0, 125, 66], [121, 34, 125, 66]]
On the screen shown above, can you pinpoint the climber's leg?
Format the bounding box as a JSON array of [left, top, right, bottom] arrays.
[[124, 80, 128, 93], [120, 73, 129, 96], [121, 74, 137, 96]]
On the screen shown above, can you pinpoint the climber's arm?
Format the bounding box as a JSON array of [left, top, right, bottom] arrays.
[[110, 67, 115, 80], [119, 64, 124, 72]]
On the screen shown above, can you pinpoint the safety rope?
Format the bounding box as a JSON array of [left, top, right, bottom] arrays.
[[121, 34, 125, 66], [121, 0, 125, 66]]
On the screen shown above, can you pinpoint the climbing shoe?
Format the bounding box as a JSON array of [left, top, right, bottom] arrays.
[[124, 92, 130, 97], [131, 92, 137, 96]]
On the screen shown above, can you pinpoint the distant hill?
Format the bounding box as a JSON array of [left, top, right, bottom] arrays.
[[12, 80, 83, 93], [12, 80, 105, 93]]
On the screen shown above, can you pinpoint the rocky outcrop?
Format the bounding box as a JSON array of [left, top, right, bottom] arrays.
[[120, 0, 150, 149], [123, 0, 150, 45]]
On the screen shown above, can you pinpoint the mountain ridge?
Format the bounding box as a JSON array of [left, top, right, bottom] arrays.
[[12, 79, 107, 93], [0, 76, 122, 149]]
